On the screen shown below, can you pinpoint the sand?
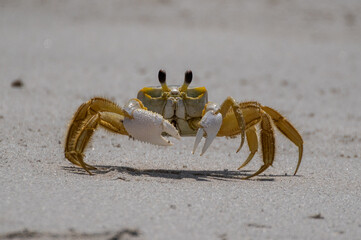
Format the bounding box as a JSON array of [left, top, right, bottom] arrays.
[[1, 0, 361, 239]]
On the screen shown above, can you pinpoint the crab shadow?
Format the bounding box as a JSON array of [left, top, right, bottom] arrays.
[[61, 165, 299, 182]]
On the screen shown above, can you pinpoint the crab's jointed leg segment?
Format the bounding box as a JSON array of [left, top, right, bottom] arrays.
[[218, 97, 246, 152], [65, 97, 180, 174], [238, 126, 258, 170], [65, 97, 129, 174], [243, 111, 275, 179], [262, 106, 303, 175], [212, 98, 303, 179]]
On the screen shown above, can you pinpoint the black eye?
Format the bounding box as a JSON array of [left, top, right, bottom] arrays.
[[185, 70, 192, 84], [158, 70, 166, 84]]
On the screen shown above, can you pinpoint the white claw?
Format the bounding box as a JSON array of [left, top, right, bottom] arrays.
[[123, 101, 180, 146], [192, 128, 204, 154], [162, 119, 181, 141], [193, 107, 222, 155]]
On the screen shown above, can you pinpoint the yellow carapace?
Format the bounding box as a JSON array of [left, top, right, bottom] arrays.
[[65, 70, 303, 179]]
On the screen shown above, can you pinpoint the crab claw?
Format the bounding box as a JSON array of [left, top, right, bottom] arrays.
[[123, 99, 180, 146], [192, 103, 222, 156]]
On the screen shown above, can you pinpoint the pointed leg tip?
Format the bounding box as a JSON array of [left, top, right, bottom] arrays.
[[236, 139, 244, 153], [294, 161, 301, 176]]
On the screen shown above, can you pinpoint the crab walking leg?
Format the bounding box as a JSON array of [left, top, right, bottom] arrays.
[[65, 97, 127, 156], [66, 114, 100, 173], [218, 97, 246, 152], [65, 98, 129, 173], [236, 102, 263, 152], [192, 103, 222, 155], [238, 101, 262, 129], [65, 112, 126, 173], [233, 104, 247, 151], [65, 98, 181, 173], [243, 111, 275, 180], [237, 126, 258, 170], [234, 102, 261, 170], [66, 99, 108, 168], [261, 106, 303, 175]]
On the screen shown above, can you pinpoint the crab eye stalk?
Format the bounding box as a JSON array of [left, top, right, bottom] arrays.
[[158, 70, 166, 83], [180, 70, 192, 92], [158, 70, 170, 92]]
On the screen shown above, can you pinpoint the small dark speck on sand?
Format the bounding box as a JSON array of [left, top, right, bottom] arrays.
[[246, 223, 271, 229], [108, 229, 140, 240], [309, 213, 324, 219], [218, 233, 228, 240], [281, 79, 289, 86], [11, 79, 24, 88]]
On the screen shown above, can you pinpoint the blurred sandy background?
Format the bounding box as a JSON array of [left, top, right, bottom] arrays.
[[0, 0, 360, 239]]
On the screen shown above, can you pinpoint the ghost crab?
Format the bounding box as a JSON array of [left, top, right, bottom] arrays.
[[65, 70, 303, 179]]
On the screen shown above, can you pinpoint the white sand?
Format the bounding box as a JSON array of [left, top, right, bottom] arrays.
[[1, 1, 361, 239]]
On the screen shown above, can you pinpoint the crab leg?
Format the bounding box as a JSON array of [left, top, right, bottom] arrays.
[[65, 98, 129, 173], [243, 112, 275, 179], [65, 97, 180, 174], [218, 97, 247, 152], [261, 106, 303, 175], [238, 126, 258, 170], [66, 114, 101, 173]]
